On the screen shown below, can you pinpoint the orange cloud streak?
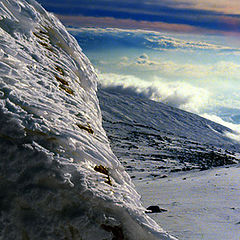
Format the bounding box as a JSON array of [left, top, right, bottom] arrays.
[[173, 0, 240, 15], [57, 15, 240, 36]]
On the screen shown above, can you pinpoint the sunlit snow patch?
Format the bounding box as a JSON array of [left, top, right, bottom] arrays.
[[0, 0, 177, 239]]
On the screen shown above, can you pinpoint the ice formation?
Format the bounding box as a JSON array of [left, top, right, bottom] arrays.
[[0, 0, 177, 239]]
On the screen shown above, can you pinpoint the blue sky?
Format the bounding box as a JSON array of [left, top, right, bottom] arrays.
[[69, 28, 240, 116], [37, 0, 240, 35]]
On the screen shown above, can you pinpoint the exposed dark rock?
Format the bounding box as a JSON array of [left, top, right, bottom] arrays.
[[94, 165, 112, 186], [146, 206, 167, 213], [151, 173, 159, 177], [77, 123, 94, 134], [101, 224, 125, 240]]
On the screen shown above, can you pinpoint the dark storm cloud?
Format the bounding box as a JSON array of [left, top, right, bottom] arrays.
[[37, 0, 240, 33]]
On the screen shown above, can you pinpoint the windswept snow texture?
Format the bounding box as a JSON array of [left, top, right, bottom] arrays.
[[98, 89, 240, 179], [0, 1, 177, 239]]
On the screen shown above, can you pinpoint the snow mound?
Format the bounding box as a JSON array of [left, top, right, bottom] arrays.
[[0, 0, 176, 239]]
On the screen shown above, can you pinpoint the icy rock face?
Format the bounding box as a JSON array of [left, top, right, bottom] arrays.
[[0, 0, 177, 239]]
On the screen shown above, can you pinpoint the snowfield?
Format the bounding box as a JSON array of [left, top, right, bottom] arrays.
[[135, 166, 240, 240]]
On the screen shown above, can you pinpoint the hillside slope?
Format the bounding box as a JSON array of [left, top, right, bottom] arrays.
[[98, 89, 239, 179]]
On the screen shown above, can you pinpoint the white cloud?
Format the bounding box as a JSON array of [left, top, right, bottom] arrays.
[[68, 27, 240, 52], [120, 56, 129, 61], [124, 55, 240, 84], [201, 113, 240, 142], [98, 72, 210, 113], [145, 35, 238, 51]]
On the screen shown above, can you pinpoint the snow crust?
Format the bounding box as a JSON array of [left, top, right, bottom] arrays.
[[0, 0, 177, 239], [135, 166, 240, 240]]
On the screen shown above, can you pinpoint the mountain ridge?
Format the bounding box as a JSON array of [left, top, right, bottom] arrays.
[[98, 88, 239, 178]]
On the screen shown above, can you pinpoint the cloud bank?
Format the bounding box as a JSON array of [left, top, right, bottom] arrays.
[[132, 54, 240, 82], [98, 72, 240, 143], [202, 113, 240, 142], [69, 27, 240, 52], [98, 72, 209, 113]]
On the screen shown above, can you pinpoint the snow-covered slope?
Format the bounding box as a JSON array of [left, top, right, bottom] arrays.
[[98, 89, 240, 179], [0, 0, 177, 239]]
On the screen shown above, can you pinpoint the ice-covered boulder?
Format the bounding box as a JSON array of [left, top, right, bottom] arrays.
[[0, 0, 177, 239]]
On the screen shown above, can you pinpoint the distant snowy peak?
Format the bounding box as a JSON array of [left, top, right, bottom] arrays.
[[0, 0, 177, 239]]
